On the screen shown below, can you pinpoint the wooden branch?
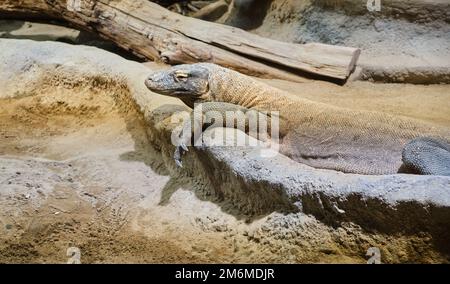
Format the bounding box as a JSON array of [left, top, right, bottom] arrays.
[[192, 0, 229, 21], [0, 0, 360, 82]]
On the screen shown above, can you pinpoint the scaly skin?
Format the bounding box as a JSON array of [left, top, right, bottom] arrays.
[[145, 63, 450, 175]]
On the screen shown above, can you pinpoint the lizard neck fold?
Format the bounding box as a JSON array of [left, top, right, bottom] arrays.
[[207, 66, 308, 125], [208, 66, 289, 110]]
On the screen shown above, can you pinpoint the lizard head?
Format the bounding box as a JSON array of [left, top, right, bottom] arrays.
[[145, 64, 211, 106]]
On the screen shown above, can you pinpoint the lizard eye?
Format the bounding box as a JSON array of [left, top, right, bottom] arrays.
[[174, 70, 189, 82]]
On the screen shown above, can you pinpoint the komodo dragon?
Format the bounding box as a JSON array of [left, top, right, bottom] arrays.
[[145, 63, 450, 176]]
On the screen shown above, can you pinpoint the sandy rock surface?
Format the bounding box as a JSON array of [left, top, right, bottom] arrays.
[[247, 0, 450, 83], [0, 39, 449, 263]]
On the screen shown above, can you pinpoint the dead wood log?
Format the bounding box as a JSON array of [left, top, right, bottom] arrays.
[[0, 0, 360, 82]]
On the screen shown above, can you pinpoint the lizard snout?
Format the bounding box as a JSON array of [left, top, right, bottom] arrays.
[[145, 72, 166, 92], [144, 74, 156, 89], [145, 71, 180, 97]]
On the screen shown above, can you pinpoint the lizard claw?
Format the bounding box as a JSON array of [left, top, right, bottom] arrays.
[[174, 158, 183, 168], [180, 142, 189, 152], [174, 147, 183, 168], [174, 144, 188, 168]]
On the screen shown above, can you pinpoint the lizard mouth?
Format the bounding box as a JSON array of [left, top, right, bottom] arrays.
[[149, 88, 197, 98], [145, 79, 199, 97], [145, 81, 207, 98]]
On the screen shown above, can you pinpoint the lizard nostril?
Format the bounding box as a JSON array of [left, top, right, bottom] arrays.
[[145, 77, 154, 89]]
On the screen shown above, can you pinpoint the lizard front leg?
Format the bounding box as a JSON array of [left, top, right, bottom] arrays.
[[173, 102, 273, 167]]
